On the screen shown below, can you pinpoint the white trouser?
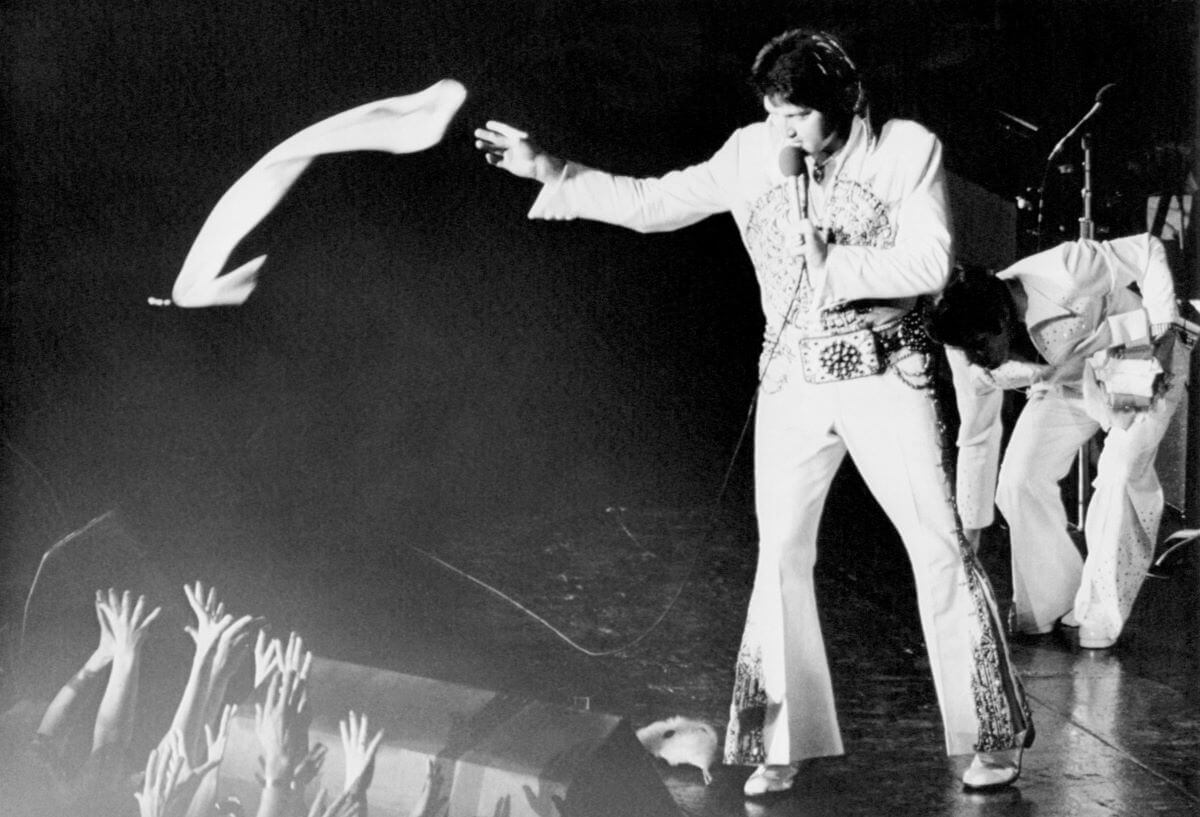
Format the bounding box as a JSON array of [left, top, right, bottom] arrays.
[[724, 360, 1029, 764], [996, 340, 1188, 640]]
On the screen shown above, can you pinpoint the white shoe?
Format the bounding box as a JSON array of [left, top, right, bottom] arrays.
[[962, 749, 1022, 791], [1060, 611, 1080, 628], [962, 727, 1031, 792], [1078, 626, 1117, 649], [743, 764, 798, 797]]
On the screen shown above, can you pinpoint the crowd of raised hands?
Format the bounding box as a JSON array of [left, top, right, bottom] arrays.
[[5, 582, 384, 817]]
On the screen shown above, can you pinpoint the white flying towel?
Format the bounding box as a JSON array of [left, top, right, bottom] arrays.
[[169, 78, 467, 307]]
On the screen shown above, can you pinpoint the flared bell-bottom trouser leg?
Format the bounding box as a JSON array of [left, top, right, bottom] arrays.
[[999, 352, 1187, 640], [724, 365, 1031, 765], [998, 347, 1185, 638], [994, 391, 1095, 635]]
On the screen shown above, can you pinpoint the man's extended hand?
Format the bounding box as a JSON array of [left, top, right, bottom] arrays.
[[473, 120, 564, 183]]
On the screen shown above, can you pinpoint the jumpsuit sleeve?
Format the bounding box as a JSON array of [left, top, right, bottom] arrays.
[[1094, 234, 1180, 343], [527, 130, 742, 233]]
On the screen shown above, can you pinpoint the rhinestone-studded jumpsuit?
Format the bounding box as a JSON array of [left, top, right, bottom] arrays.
[[526, 113, 1032, 763]]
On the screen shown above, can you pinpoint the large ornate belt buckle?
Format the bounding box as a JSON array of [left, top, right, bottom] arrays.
[[799, 327, 882, 383]]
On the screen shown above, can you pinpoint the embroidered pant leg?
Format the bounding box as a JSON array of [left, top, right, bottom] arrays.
[[1076, 358, 1187, 640], [724, 378, 846, 765], [995, 390, 1096, 634], [836, 367, 1030, 753]]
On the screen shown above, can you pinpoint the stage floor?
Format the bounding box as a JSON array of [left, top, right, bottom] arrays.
[[221, 507, 1200, 816], [6, 501, 1198, 816]]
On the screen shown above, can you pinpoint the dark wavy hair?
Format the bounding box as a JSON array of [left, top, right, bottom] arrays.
[[750, 29, 867, 136], [925, 265, 1014, 350]]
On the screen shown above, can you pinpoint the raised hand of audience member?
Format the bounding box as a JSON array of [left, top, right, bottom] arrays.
[[199, 612, 256, 748], [254, 630, 280, 688], [209, 613, 256, 688], [136, 737, 187, 817], [136, 727, 225, 817], [293, 741, 327, 793], [182, 704, 236, 817], [166, 582, 225, 758], [277, 632, 313, 682], [410, 758, 448, 817], [30, 588, 156, 810], [88, 589, 120, 669], [167, 582, 255, 760], [254, 670, 311, 817], [92, 589, 161, 754], [183, 581, 228, 654], [34, 590, 123, 759], [339, 711, 383, 812]]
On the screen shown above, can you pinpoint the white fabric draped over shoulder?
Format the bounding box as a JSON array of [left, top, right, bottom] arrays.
[[170, 79, 467, 308], [950, 233, 1180, 529]]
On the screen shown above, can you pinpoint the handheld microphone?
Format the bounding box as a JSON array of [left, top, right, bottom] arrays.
[[778, 145, 809, 222], [1047, 82, 1117, 162]]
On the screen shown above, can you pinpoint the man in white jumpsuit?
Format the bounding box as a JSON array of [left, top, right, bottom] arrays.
[[929, 235, 1187, 650], [475, 28, 1031, 794]]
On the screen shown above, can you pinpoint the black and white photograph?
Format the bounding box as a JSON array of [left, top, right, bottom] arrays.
[[2, 1, 1197, 815]]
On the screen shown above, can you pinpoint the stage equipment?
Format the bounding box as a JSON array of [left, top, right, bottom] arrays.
[[1046, 83, 1116, 163], [218, 657, 680, 817], [1037, 83, 1117, 527]]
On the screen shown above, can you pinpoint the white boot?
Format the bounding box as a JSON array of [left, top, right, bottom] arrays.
[[743, 763, 799, 797]]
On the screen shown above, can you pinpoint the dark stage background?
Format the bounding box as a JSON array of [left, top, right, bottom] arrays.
[[2, 0, 1197, 699]]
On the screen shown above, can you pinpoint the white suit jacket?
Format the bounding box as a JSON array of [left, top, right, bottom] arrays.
[[949, 234, 1179, 529]]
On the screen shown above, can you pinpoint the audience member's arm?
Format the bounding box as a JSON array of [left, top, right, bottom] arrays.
[[182, 703, 235, 817], [254, 629, 281, 688], [92, 589, 161, 754], [166, 582, 253, 761], [300, 712, 381, 817], [164, 582, 224, 759], [254, 670, 311, 817], [35, 590, 118, 750], [198, 611, 256, 748], [291, 741, 328, 809], [276, 632, 313, 682], [136, 727, 225, 817], [338, 711, 383, 817], [136, 738, 186, 817]]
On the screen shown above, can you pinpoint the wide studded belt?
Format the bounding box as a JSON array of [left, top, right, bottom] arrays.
[[798, 308, 932, 384]]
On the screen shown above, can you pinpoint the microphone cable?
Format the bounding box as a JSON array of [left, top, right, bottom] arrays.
[[407, 172, 813, 657]]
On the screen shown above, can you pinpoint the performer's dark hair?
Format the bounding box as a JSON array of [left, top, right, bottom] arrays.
[[750, 29, 866, 136], [925, 265, 1013, 349]]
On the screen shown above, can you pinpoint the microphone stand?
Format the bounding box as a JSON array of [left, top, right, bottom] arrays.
[[1036, 83, 1113, 250], [1074, 132, 1094, 529], [1036, 83, 1113, 530], [1078, 133, 1095, 241]]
